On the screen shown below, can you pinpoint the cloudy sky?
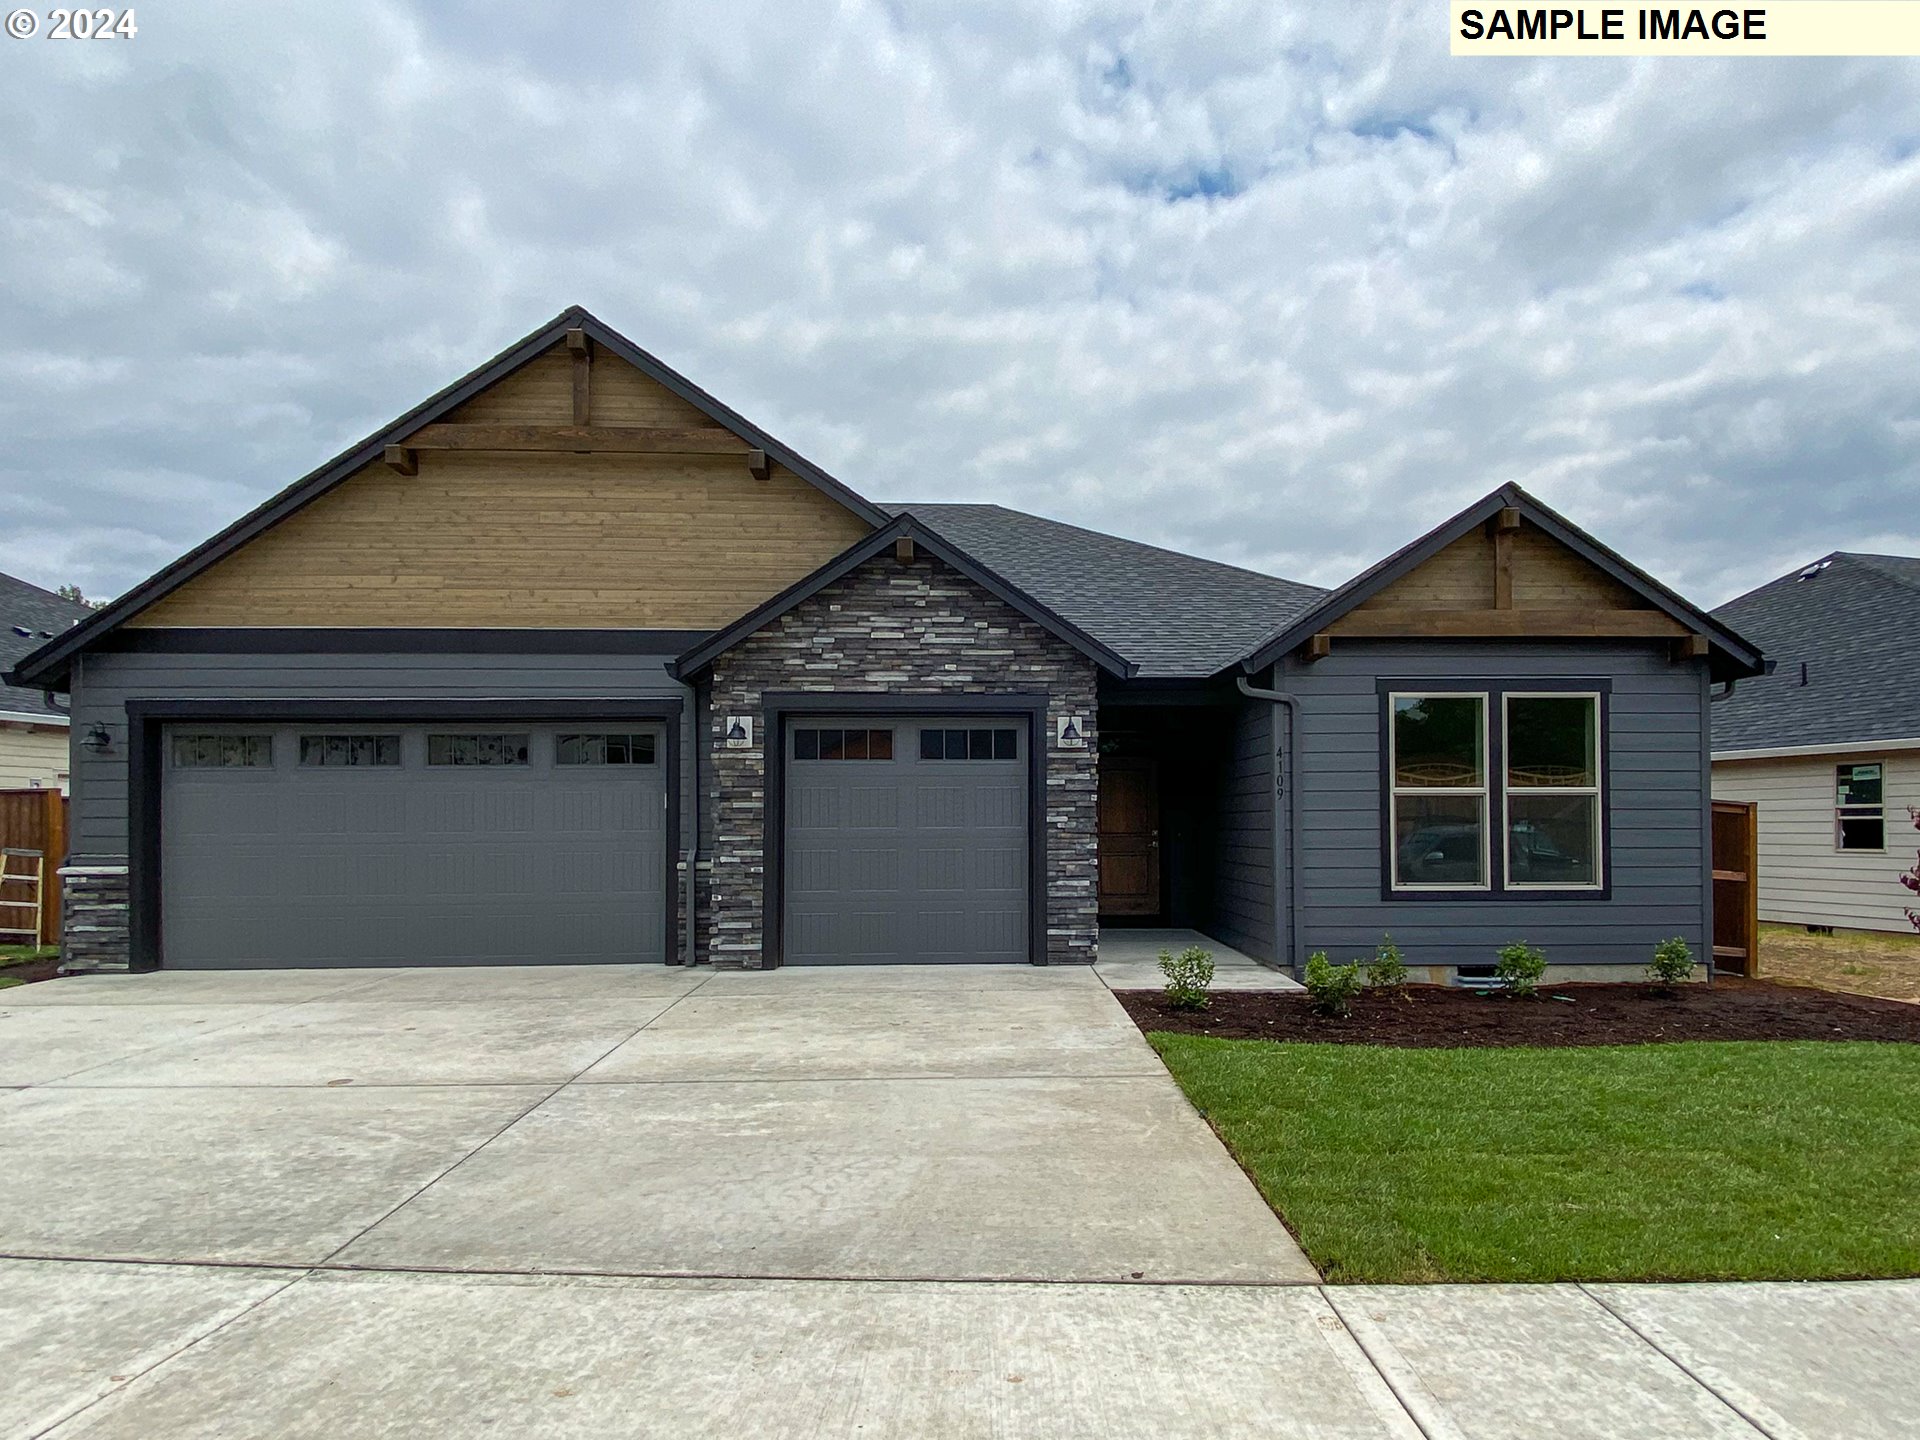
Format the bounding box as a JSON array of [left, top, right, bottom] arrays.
[[2, 2, 1917, 611]]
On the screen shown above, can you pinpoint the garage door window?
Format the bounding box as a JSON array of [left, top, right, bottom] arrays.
[[920, 726, 1018, 761], [171, 734, 272, 768], [426, 733, 530, 766], [299, 734, 401, 767], [557, 733, 657, 765], [793, 727, 893, 761]]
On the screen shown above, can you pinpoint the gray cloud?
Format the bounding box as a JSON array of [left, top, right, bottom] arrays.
[[1, 2, 1916, 611]]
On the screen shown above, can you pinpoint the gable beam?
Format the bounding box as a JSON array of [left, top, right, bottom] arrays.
[[1328, 608, 1690, 639], [404, 424, 749, 455], [1490, 506, 1520, 608], [567, 328, 592, 427]]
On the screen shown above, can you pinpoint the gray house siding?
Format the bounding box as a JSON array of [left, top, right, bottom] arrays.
[[1276, 640, 1709, 974], [1207, 694, 1276, 961]]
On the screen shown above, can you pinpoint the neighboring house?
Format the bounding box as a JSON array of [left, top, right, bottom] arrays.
[[0, 573, 93, 791], [5, 307, 1764, 978], [1711, 553, 1920, 933]]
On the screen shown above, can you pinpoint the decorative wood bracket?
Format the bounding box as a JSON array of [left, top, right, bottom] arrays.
[[747, 448, 771, 481], [1672, 633, 1711, 663], [895, 537, 916, 563], [1304, 633, 1332, 662], [382, 445, 417, 476]]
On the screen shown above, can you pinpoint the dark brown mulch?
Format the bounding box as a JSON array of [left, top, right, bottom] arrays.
[[0, 956, 63, 989], [1116, 977, 1920, 1048]]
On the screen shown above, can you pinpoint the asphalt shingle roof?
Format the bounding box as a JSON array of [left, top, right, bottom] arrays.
[[1710, 552, 1920, 753], [0, 572, 91, 722], [885, 503, 1326, 678]]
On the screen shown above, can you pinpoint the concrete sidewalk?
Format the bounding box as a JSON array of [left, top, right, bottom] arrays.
[[2, 963, 1913, 1437], [5, 1261, 1915, 1438]]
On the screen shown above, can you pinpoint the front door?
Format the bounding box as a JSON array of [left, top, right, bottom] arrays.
[[1098, 755, 1160, 917]]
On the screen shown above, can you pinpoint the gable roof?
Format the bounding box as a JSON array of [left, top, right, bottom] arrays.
[[884, 504, 1325, 679], [1711, 552, 1920, 755], [8, 306, 889, 690], [670, 512, 1138, 680], [1238, 483, 1767, 681], [0, 572, 92, 723]]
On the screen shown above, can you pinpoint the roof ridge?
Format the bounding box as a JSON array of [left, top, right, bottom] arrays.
[[888, 501, 1324, 593]]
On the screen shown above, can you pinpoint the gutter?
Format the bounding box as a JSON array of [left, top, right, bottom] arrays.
[[1236, 674, 1302, 976]]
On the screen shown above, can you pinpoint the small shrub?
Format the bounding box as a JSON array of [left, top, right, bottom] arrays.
[[1305, 951, 1364, 1018], [1159, 946, 1214, 1012], [1367, 934, 1408, 994], [1494, 942, 1547, 999], [1647, 936, 1695, 990]]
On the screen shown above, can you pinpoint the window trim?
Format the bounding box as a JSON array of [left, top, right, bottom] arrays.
[[1502, 691, 1604, 892], [1834, 760, 1888, 854], [1385, 691, 1491, 893], [1375, 678, 1613, 902]]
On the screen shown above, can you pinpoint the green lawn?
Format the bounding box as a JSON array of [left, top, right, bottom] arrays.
[[1149, 1034, 1920, 1284], [0, 945, 58, 990]]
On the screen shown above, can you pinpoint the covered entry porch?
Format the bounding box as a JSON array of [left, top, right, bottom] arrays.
[[1095, 685, 1294, 977]]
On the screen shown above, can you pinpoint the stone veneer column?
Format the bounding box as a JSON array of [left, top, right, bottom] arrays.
[[59, 863, 131, 973], [703, 552, 1099, 967]]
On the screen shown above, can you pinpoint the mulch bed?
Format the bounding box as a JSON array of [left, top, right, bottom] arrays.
[[0, 956, 64, 989], [1116, 977, 1920, 1047]]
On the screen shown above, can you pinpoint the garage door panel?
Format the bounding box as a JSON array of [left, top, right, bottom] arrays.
[[783, 715, 1029, 965], [162, 722, 667, 968]]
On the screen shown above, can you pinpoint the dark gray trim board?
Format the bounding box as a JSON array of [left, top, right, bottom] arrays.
[[1240, 483, 1766, 681], [92, 628, 712, 656], [124, 696, 684, 972], [9, 304, 888, 691], [671, 513, 1139, 680], [1374, 677, 1614, 904], [757, 691, 1051, 967]]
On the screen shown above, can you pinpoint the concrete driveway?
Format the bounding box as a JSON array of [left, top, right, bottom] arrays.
[[1, 964, 1914, 1438]]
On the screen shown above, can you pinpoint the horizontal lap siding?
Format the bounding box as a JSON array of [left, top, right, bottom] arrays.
[[1712, 754, 1920, 932], [69, 649, 689, 861], [1279, 641, 1708, 970], [1209, 697, 1275, 961]]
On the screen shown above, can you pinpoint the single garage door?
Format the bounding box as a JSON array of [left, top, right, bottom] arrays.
[[161, 722, 668, 968], [783, 715, 1029, 964]]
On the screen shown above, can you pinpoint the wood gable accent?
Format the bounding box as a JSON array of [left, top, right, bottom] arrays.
[[1321, 512, 1688, 647], [129, 342, 873, 630]]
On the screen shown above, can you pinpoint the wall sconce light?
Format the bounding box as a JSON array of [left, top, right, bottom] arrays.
[[81, 724, 112, 753]]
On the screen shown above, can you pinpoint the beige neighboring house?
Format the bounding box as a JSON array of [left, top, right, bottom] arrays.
[[0, 572, 93, 792], [1711, 553, 1920, 934]]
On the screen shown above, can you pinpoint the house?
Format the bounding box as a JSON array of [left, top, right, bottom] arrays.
[[1711, 553, 1920, 933], [0, 572, 93, 791], [4, 307, 1765, 978]]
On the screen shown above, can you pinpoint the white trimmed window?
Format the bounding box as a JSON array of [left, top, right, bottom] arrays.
[[1388, 693, 1489, 889], [1504, 694, 1602, 889], [1836, 763, 1885, 851]]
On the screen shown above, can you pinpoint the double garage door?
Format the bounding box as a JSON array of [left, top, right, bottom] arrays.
[[161, 722, 667, 969], [782, 715, 1031, 965]]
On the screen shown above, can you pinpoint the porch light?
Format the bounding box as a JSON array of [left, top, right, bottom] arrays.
[[81, 724, 112, 753]]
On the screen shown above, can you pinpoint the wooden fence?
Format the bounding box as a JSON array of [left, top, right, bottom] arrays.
[[0, 788, 68, 947], [1711, 799, 1759, 976]]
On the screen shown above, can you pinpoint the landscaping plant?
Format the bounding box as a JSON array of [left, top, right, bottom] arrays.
[[1494, 942, 1547, 999], [1366, 934, 1408, 995], [1647, 936, 1695, 991], [1305, 951, 1363, 1018], [1158, 945, 1215, 1012]]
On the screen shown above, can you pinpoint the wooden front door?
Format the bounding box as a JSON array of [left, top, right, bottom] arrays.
[[1099, 756, 1161, 917]]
